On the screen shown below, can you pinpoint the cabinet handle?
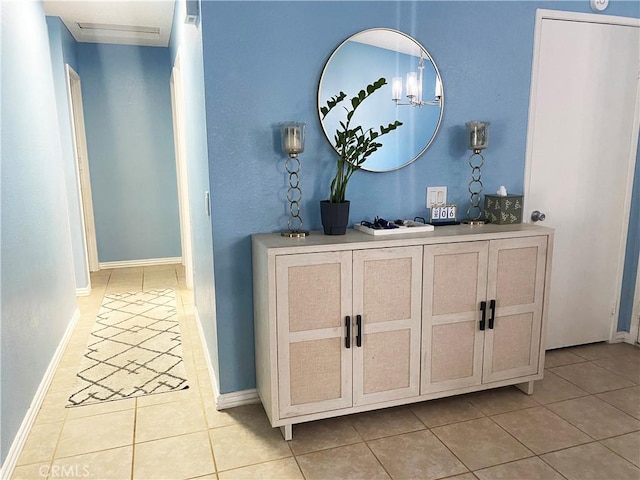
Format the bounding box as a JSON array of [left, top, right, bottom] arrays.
[[479, 301, 487, 331], [356, 314, 362, 347], [489, 299, 496, 329], [345, 316, 351, 349]]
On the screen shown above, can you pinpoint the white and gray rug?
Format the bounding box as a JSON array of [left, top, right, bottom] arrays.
[[68, 288, 189, 407]]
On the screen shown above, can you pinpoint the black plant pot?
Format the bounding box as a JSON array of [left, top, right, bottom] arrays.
[[320, 200, 350, 235]]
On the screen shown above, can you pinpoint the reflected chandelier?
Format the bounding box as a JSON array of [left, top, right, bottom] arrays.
[[392, 55, 442, 107]]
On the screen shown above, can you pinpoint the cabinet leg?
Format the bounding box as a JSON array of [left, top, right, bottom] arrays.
[[515, 380, 535, 395], [280, 424, 292, 441]]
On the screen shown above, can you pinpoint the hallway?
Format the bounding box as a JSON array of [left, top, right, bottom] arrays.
[[11, 265, 223, 479], [9, 266, 640, 479]]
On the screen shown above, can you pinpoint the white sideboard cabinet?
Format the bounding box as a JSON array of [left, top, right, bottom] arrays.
[[252, 224, 553, 440]]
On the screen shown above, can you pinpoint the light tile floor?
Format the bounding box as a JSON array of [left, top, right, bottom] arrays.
[[10, 266, 640, 479]]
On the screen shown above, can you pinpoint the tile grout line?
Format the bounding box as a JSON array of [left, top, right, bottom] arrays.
[[543, 393, 639, 439], [596, 435, 640, 470], [546, 361, 637, 397], [198, 362, 219, 479], [130, 396, 138, 480], [361, 436, 396, 479]]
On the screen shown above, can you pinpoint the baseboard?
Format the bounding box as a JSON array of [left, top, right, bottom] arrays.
[[192, 308, 260, 410], [215, 388, 261, 410], [194, 307, 221, 402], [629, 325, 639, 345], [76, 285, 92, 296], [0, 308, 80, 479], [99, 257, 181, 269], [613, 330, 638, 345]]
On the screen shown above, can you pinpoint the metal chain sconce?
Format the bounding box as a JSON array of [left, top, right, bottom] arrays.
[[280, 122, 308, 238]]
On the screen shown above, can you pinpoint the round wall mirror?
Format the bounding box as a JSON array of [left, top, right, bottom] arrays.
[[318, 28, 444, 172]]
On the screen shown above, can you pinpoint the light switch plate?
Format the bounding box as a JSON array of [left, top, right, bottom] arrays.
[[426, 186, 447, 208]]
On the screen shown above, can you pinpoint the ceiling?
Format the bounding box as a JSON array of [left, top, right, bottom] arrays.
[[43, 1, 176, 47], [352, 29, 424, 58]]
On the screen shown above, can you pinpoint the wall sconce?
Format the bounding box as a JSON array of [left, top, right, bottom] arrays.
[[280, 122, 308, 238], [392, 55, 442, 107], [464, 121, 490, 224]]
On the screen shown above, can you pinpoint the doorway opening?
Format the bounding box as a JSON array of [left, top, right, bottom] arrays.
[[170, 51, 194, 290], [66, 64, 99, 282]]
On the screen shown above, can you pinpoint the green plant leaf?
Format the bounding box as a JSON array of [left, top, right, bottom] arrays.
[[324, 77, 403, 202], [321, 91, 347, 119]]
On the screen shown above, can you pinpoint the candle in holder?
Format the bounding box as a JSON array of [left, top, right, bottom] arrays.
[[281, 122, 305, 156], [466, 121, 490, 152]]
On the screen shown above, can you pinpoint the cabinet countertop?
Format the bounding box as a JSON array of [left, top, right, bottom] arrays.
[[252, 223, 554, 254]]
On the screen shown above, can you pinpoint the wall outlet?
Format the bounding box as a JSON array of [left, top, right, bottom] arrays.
[[426, 186, 447, 208]]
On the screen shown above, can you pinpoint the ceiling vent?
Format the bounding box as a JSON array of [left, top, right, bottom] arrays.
[[77, 22, 161, 35]]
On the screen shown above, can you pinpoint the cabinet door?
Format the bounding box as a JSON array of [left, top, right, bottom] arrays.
[[422, 242, 488, 394], [352, 246, 423, 405], [275, 251, 353, 418], [483, 236, 547, 383]]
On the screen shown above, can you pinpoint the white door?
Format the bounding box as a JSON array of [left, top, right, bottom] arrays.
[[170, 52, 194, 289], [66, 65, 99, 273], [524, 11, 640, 349]]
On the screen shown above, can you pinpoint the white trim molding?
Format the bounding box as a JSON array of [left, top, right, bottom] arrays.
[[216, 389, 261, 410], [194, 307, 221, 402], [612, 331, 637, 345], [99, 257, 182, 270], [192, 307, 260, 410], [0, 308, 81, 479], [628, 265, 640, 344], [76, 285, 92, 296], [534, 8, 639, 27]]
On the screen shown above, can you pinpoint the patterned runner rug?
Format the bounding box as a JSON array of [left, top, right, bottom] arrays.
[[68, 288, 189, 407]]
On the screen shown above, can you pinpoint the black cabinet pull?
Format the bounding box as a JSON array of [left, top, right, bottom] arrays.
[[345, 316, 351, 349], [489, 299, 496, 329], [356, 314, 362, 347], [479, 301, 487, 331]]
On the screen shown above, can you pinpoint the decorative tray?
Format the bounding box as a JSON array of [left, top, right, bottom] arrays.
[[355, 220, 435, 236]]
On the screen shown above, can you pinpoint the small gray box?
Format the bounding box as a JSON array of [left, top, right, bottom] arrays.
[[484, 194, 523, 224]]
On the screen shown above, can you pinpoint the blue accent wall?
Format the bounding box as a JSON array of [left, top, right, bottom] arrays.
[[1, 1, 77, 463], [46, 17, 89, 290], [202, 1, 640, 393], [77, 43, 181, 263], [169, 0, 220, 388]]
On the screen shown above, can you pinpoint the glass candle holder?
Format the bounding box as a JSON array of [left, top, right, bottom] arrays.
[[466, 121, 490, 152], [281, 122, 305, 157]]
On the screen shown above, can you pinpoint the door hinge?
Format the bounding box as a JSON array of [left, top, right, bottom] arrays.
[[611, 301, 617, 316]]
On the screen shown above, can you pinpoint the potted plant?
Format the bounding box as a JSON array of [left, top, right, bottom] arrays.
[[319, 77, 402, 235]]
